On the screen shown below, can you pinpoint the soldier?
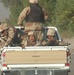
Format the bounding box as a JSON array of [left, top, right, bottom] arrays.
[[0, 24, 26, 48], [0, 37, 5, 46], [25, 31, 40, 46], [46, 29, 59, 46], [17, 0, 48, 42], [44, 29, 59, 46], [0, 24, 15, 48]]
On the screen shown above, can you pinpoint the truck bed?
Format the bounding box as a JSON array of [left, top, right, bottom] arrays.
[[5, 49, 67, 64]]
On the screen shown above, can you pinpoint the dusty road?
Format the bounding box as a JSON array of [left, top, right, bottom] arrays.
[[63, 37, 74, 75], [63, 37, 74, 51], [69, 53, 74, 75]]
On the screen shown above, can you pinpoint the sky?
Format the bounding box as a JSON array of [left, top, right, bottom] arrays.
[[0, 2, 10, 20]]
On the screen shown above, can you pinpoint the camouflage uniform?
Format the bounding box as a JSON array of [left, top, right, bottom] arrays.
[[17, 0, 48, 42], [17, 7, 48, 31], [0, 24, 26, 48], [0, 24, 15, 48], [42, 29, 59, 46], [42, 29, 68, 46], [0, 38, 5, 46], [24, 31, 41, 46], [20, 34, 27, 47]]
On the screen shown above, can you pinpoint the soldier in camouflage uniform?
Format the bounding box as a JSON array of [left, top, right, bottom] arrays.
[[42, 29, 59, 46], [46, 29, 59, 46], [0, 24, 26, 48], [24, 31, 41, 46], [17, 0, 48, 42], [0, 20, 5, 46], [0, 24, 15, 48]]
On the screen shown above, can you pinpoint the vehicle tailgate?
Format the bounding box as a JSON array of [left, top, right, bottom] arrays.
[[5, 50, 67, 64]]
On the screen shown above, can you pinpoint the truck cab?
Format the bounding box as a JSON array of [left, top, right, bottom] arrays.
[[1, 26, 70, 75]]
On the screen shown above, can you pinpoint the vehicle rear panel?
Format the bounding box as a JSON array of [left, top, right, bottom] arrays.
[[5, 50, 67, 64]]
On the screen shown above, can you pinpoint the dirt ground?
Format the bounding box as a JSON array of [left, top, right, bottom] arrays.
[[63, 37, 74, 52]]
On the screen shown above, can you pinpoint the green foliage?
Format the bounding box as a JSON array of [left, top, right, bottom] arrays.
[[1, 0, 74, 37], [9, 0, 24, 25], [1, 0, 24, 25]]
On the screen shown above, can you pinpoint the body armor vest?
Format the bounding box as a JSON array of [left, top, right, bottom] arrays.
[[26, 4, 45, 23]]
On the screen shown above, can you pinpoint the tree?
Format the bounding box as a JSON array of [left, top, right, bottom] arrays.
[[1, 0, 74, 36]]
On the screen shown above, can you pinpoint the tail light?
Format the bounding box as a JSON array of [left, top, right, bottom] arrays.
[[65, 63, 70, 66], [2, 52, 6, 57], [3, 64, 7, 67], [2, 52, 7, 67], [66, 50, 71, 67]]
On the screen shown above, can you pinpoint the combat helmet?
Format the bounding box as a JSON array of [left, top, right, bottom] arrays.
[[0, 23, 8, 32], [29, 0, 38, 3], [28, 31, 36, 36], [47, 29, 55, 36]]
